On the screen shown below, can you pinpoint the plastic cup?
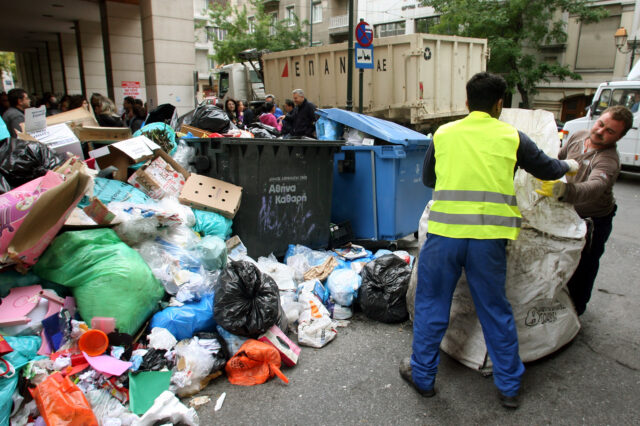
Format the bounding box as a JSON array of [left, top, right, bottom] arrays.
[[78, 329, 109, 357]]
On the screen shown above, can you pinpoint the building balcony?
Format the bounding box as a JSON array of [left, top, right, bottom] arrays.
[[329, 14, 349, 34], [263, 0, 279, 9]]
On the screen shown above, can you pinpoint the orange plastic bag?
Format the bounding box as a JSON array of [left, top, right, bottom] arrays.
[[33, 372, 98, 426], [225, 339, 289, 386]]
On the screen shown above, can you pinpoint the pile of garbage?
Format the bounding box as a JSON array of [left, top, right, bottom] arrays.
[[0, 109, 415, 425]]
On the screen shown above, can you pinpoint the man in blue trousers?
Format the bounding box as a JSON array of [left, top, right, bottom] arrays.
[[400, 72, 579, 409]]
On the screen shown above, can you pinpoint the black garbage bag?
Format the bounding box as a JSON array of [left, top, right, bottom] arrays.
[[358, 254, 412, 323], [138, 348, 174, 371], [213, 260, 281, 337], [146, 103, 176, 125], [0, 138, 62, 192], [191, 105, 231, 133], [248, 122, 280, 137], [248, 127, 275, 139]]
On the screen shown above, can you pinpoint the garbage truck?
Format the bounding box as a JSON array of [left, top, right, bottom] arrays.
[[217, 33, 488, 131]]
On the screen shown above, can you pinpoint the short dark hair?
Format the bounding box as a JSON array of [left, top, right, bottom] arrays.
[[8, 88, 27, 107], [124, 96, 135, 105], [603, 105, 634, 136], [285, 99, 294, 108], [263, 102, 274, 114], [466, 72, 507, 113], [134, 99, 143, 107]]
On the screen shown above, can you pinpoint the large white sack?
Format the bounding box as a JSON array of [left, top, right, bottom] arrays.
[[407, 108, 586, 374]]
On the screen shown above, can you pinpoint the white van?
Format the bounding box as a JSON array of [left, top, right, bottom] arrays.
[[562, 80, 640, 169]]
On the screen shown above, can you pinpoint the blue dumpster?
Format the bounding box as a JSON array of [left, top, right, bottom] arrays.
[[317, 109, 432, 241]]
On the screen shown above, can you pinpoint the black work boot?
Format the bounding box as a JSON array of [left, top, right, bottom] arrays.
[[399, 357, 436, 397], [498, 392, 520, 409]]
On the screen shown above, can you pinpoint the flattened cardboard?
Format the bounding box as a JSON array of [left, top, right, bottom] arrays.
[[73, 125, 132, 143], [46, 107, 99, 128], [7, 171, 92, 269], [88, 136, 162, 182], [179, 174, 242, 219]]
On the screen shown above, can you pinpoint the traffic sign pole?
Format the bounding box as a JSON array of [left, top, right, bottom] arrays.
[[346, 0, 354, 111], [359, 68, 363, 114]]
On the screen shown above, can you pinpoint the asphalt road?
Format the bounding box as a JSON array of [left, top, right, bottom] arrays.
[[194, 172, 640, 425]]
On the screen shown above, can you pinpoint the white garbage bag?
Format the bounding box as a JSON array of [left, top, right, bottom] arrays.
[[407, 108, 585, 373]]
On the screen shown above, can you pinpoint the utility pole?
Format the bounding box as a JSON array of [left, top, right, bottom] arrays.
[[346, 0, 354, 111], [309, 0, 313, 47]]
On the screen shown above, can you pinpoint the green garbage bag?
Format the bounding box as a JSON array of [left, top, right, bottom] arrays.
[[34, 229, 164, 335]]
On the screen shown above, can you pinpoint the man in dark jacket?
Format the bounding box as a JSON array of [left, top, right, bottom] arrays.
[[279, 99, 296, 136], [2, 88, 30, 138], [291, 89, 316, 138]]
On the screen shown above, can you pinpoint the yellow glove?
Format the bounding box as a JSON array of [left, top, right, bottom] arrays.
[[535, 179, 566, 199]]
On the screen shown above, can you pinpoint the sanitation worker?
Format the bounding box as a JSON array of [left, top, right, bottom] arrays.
[[401, 72, 579, 409]]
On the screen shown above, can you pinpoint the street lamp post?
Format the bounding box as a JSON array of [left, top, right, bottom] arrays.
[[615, 26, 640, 73]]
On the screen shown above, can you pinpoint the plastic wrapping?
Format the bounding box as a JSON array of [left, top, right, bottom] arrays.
[[150, 293, 216, 341], [172, 141, 196, 173], [172, 338, 217, 397], [192, 209, 233, 239], [135, 227, 214, 301], [147, 327, 177, 351], [326, 269, 362, 307], [257, 254, 297, 291], [86, 389, 139, 426], [33, 229, 164, 335], [0, 138, 62, 191], [358, 254, 411, 323], [214, 260, 282, 337], [191, 105, 231, 133], [193, 236, 227, 271]]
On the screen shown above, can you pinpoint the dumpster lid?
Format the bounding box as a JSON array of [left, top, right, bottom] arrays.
[[316, 108, 429, 146]]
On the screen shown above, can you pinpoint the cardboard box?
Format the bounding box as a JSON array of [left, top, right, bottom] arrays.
[[258, 325, 301, 367], [179, 124, 210, 138], [88, 136, 165, 182], [128, 152, 188, 199], [178, 174, 242, 219]]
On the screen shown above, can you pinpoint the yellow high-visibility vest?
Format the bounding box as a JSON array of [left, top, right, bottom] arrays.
[[428, 111, 521, 240]]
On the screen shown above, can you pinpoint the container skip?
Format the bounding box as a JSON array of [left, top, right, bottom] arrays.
[[262, 33, 487, 130], [318, 109, 433, 241], [187, 138, 344, 258]]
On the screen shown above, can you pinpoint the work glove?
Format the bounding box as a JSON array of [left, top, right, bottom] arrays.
[[535, 179, 566, 199], [564, 159, 579, 176]]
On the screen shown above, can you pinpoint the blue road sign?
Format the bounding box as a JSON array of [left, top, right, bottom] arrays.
[[355, 42, 373, 69]]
